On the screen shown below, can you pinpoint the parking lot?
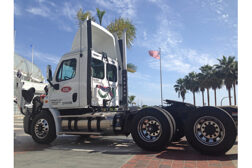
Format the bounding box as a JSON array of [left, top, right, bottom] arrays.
[[14, 115, 237, 168]]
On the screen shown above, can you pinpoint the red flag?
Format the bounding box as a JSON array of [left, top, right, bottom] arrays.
[[149, 50, 160, 59]]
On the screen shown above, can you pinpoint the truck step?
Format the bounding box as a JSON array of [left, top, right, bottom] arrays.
[[58, 111, 120, 119], [58, 113, 106, 118], [58, 131, 102, 135]]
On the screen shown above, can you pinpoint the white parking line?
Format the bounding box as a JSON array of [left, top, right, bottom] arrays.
[[72, 149, 95, 152]]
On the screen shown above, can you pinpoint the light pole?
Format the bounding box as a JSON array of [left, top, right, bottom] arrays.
[[220, 96, 232, 106]]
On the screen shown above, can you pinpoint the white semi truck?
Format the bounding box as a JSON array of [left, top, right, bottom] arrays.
[[15, 20, 237, 155]]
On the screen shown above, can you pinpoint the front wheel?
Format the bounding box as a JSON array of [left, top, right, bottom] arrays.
[[31, 111, 56, 144], [131, 107, 174, 151], [185, 107, 237, 155]]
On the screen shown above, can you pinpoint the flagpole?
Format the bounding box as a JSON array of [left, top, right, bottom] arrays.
[[159, 48, 163, 106], [31, 45, 33, 81]]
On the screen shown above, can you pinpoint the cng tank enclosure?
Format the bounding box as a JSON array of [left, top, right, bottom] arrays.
[[60, 112, 123, 135]]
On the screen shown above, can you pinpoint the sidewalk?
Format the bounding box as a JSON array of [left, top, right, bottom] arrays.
[[121, 138, 237, 168]]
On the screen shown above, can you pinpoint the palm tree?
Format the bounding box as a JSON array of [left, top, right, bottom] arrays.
[[184, 72, 199, 106], [96, 8, 106, 26], [127, 63, 137, 73], [107, 18, 136, 48], [215, 56, 236, 106], [232, 60, 238, 105], [128, 95, 136, 106], [197, 73, 206, 106], [77, 9, 96, 22], [174, 78, 187, 102], [199, 65, 213, 106], [211, 68, 223, 106], [107, 18, 137, 72]]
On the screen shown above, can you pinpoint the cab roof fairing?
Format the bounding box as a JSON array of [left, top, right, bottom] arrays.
[[71, 20, 120, 61]]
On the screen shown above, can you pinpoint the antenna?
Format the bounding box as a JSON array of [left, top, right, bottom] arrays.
[[79, 19, 83, 57], [78, 8, 83, 57]]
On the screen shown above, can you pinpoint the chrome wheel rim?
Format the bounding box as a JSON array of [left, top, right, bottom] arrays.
[[137, 116, 162, 142], [34, 118, 49, 139], [194, 116, 225, 146]]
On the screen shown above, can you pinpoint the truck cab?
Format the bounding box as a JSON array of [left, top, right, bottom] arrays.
[[44, 20, 126, 110]]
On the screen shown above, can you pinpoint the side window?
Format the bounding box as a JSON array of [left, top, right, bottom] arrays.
[[56, 59, 76, 82], [107, 64, 117, 82], [91, 58, 104, 79]]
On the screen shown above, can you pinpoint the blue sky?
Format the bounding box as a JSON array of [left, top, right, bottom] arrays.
[[14, 0, 237, 106]]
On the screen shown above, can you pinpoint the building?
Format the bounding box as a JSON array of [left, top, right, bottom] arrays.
[[14, 53, 44, 83]]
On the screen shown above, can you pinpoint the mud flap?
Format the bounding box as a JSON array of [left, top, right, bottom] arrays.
[[23, 113, 32, 135]]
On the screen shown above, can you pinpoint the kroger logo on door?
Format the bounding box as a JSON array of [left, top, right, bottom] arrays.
[[96, 85, 115, 99], [61, 86, 72, 93]]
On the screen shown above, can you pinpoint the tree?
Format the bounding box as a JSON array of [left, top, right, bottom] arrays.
[[215, 56, 236, 106], [77, 9, 96, 22], [128, 95, 136, 106], [211, 68, 223, 106], [197, 73, 206, 106], [232, 60, 238, 105], [107, 18, 137, 72], [199, 65, 213, 106], [107, 18, 136, 48], [96, 8, 106, 25], [184, 72, 199, 106], [127, 63, 137, 73], [142, 105, 148, 108], [174, 78, 187, 102]]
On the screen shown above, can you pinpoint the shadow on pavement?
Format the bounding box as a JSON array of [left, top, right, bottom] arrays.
[[15, 133, 237, 162], [155, 139, 237, 162]]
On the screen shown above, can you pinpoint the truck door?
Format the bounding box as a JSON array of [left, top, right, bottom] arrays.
[[105, 60, 119, 107], [91, 51, 119, 107], [48, 55, 80, 108], [90, 51, 105, 106]]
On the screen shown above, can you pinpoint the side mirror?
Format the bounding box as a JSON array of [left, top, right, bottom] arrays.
[[47, 65, 52, 81], [46, 65, 59, 90]]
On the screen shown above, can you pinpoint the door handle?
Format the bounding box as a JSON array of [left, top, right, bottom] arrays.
[[72, 93, 77, 102]]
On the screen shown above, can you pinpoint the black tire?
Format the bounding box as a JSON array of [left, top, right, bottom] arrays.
[[31, 111, 57, 144], [185, 106, 237, 155], [131, 107, 174, 151], [156, 107, 176, 136]]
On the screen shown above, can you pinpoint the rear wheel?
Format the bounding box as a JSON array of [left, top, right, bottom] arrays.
[[131, 107, 174, 151], [185, 107, 237, 155], [31, 111, 56, 144], [157, 107, 176, 136]]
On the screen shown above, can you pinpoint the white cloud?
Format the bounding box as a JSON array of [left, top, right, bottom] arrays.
[[62, 2, 81, 22], [96, 0, 136, 19], [26, 7, 50, 17], [34, 51, 60, 64], [26, 1, 79, 32], [26, 0, 53, 18], [143, 31, 147, 41], [195, 0, 235, 25], [14, 3, 22, 16], [148, 0, 159, 2], [136, 0, 219, 74], [15, 45, 60, 65], [37, 0, 55, 7]]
